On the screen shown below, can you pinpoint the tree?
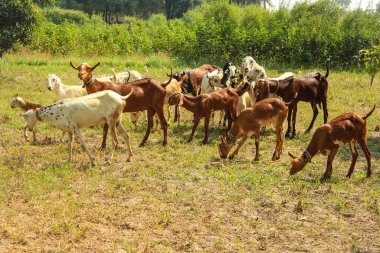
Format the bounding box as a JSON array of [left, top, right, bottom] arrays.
[[0, 0, 53, 58], [359, 45, 380, 86]]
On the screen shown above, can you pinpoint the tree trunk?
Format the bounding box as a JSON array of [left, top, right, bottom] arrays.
[[370, 74, 375, 86]]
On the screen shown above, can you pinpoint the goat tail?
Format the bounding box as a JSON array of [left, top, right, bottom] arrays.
[[236, 82, 250, 96], [121, 89, 134, 100], [362, 105, 376, 120], [324, 66, 329, 79], [161, 68, 173, 87]]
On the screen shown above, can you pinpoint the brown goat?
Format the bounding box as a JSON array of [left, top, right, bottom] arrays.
[[218, 98, 290, 161], [173, 64, 218, 96], [168, 83, 249, 144], [70, 61, 172, 147], [254, 68, 329, 138], [288, 106, 375, 181]]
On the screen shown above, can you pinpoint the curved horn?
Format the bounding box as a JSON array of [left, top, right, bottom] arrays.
[[70, 61, 79, 70], [161, 67, 173, 87], [91, 62, 100, 72], [288, 151, 297, 159], [126, 70, 130, 83]]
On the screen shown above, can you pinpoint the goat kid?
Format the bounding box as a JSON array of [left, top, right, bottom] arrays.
[[288, 106, 375, 181], [21, 90, 134, 166], [11, 95, 43, 143], [218, 98, 289, 161]]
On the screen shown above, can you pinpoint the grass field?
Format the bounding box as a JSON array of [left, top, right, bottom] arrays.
[[0, 52, 379, 252]]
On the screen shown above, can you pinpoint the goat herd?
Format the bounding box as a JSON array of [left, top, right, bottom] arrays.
[[11, 56, 375, 181]]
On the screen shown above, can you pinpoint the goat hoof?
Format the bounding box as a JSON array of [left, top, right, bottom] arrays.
[[254, 157, 259, 162], [202, 140, 208, 145], [320, 175, 330, 182], [366, 172, 372, 178], [100, 144, 107, 150], [304, 130, 310, 134], [187, 138, 193, 143], [229, 155, 235, 160], [162, 141, 167, 146]]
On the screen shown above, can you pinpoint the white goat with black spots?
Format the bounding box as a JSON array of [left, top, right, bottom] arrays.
[[21, 90, 134, 166]]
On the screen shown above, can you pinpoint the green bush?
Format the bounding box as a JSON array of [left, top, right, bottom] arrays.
[[27, 0, 380, 68], [43, 7, 90, 24]]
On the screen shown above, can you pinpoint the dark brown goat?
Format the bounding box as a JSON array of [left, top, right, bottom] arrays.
[[70, 61, 172, 147], [254, 68, 329, 138], [289, 106, 375, 181], [168, 83, 249, 144], [173, 64, 218, 96], [218, 98, 290, 161]]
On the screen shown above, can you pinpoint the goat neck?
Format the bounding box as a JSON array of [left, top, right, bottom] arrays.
[[84, 79, 106, 94], [180, 95, 197, 113], [53, 78, 66, 98]]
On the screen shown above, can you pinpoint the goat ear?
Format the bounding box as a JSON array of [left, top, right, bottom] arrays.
[[288, 151, 297, 159], [91, 62, 100, 72], [70, 61, 79, 70]]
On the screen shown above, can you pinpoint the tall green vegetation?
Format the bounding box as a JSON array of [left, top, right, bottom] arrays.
[[359, 45, 380, 86], [24, 0, 380, 67], [0, 0, 53, 58]]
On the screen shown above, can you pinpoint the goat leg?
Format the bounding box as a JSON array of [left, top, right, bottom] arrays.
[[321, 146, 338, 181], [74, 128, 95, 166], [285, 105, 292, 138], [23, 123, 29, 141], [156, 108, 168, 146], [116, 122, 133, 161], [358, 138, 372, 177], [202, 113, 211, 144], [67, 131, 73, 162], [188, 114, 200, 142], [254, 130, 260, 161], [291, 103, 297, 138], [305, 102, 319, 134], [346, 141, 358, 178], [100, 123, 109, 150], [229, 136, 248, 160], [139, 109, 155, 147]]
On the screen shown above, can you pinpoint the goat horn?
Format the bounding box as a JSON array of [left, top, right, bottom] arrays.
[[288, 151, 297, 159], [111, 68, 117, 82], [161, 67, 173, 87], [70, 61, 79, 70], [91, 62, 100, 72], [126, 70, 130, 83]]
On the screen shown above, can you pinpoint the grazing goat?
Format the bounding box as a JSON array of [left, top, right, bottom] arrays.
[[11, 95, 43, 143], [218, 98, 290, 161], [70, 61, 172, 147], [168, 83, 249, 144], [288, 106, 375, 180], [241, 56, 258, 76], [21, 90, 134, 165], [46, 74, 87, 98], [254, 68, 329, 138], [173, 64, 218, 96]]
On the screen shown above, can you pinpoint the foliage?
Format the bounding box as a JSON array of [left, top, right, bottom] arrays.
[[359, 45, 380, 85], [25, 0, 380, 67], [43, 7, 90, 24]]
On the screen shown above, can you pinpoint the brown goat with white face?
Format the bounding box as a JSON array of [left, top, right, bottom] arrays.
[[218, 98, 290, 161], [288, 106, 375, 181], [70, 61, 172, 148], [168, 83, 249, 144], [254, 68, 329, 138]]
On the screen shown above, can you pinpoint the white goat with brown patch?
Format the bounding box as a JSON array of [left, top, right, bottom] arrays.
[[11, 95, 43, 143], [21, 90, 134, 166]]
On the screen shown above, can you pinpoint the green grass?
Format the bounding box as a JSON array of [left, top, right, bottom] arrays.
[[0, 52, 379, 252]]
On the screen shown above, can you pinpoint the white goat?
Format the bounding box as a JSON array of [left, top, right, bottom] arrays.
[[46, 74, 87, 98], [241, 56, 258, 76], [21, 90, 134, 165], [11, 95, 43, 143]]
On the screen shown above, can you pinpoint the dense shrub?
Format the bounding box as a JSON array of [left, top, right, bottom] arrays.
[[28, 1, 380, 67], [43, 7, 90, 24]]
